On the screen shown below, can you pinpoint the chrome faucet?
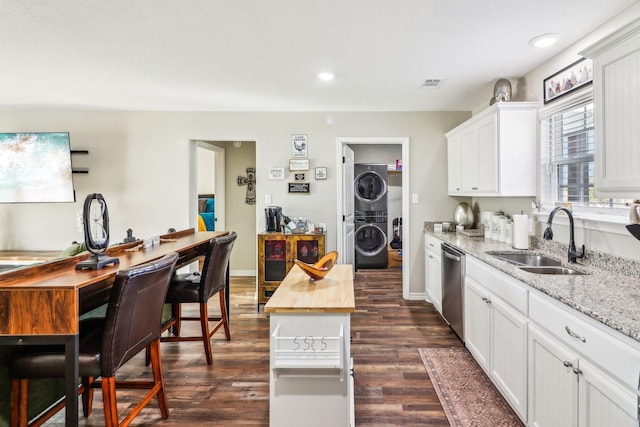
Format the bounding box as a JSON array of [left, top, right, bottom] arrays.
[[543, 207, 585, 263]]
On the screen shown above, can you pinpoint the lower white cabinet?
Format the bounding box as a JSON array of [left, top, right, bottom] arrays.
[[440, 246, 640, 427], [528, 324, 637, 427], [465, 275, 528, 421], [424, 234, 442, 314]]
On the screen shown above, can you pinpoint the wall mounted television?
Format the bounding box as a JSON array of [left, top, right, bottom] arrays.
[[0, 132, 76, 203]]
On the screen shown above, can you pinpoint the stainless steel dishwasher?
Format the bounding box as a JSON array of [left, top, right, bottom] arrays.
[[441, 243, 465, 341]]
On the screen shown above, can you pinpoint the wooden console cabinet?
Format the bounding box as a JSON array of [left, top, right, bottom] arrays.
[[257, 232, 325, 308]]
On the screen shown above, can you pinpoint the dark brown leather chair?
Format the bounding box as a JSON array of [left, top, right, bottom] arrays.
[[160, 232, 237, 365], [9, 252, 179, 427]]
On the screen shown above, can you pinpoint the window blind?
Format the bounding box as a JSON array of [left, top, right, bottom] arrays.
[[540, 96, 631, 210], [542, 100, 594, 205]]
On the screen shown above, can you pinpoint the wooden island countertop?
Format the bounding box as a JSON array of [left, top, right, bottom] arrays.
[[264, 264, 354, 314]]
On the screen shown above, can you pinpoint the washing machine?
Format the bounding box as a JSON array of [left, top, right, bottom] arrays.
[[354, 211, 388, 269], [354, 163, 388, 212]]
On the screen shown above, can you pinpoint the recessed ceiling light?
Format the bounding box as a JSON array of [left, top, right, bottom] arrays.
[[529, 33, 559, 48], [317, 72, 335, 81]]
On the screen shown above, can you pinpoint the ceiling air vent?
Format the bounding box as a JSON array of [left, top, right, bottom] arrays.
[[421, 79, 443, 89]]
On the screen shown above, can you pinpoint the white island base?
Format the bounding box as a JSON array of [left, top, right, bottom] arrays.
[[265, 264, 355, 427]]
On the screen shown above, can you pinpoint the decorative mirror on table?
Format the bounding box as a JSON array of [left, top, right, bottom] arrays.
[[75, 193, 120, 270]]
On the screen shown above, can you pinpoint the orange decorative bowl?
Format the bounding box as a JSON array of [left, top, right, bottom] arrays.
[[294, 251, 338, 281]]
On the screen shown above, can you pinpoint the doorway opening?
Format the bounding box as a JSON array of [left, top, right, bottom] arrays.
[[335, 137, 410, 299], [191, 141, 226, 232]]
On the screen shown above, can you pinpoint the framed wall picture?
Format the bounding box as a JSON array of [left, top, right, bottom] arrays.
[[294, 173, 305, 181], [315, 167, 327, 180], [268, 167, 285, 180], [543, 58, 593, 104], [291, 134, 308, 158], [289, 159, 309, 171], [288, 182, 310, 193]]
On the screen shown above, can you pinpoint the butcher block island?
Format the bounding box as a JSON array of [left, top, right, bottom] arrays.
[[264, 264, 355, 427]]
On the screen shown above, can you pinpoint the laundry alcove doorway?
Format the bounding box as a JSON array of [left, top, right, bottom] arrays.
[[335, 137, 411, 299]]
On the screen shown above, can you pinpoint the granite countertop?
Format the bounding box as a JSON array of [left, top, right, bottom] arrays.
[[424, 225, 640, 344]]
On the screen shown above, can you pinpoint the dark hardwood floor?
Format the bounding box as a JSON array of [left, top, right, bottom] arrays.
[[50, 269, 461, 426]]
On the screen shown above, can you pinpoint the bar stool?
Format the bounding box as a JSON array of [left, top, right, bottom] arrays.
[[160, 232, 237, 365], [9, 252, 179, 427]]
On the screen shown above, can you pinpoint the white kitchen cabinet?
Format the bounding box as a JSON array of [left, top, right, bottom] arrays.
[[447, 133, 462, 193], [424, 234, 442, 314], [528, 324, 638, 427], [464, 277, 492, 368], [446, 102, 537, 197], [529, 291, 639, 427], [464, 262, 528, 421], [581, 18, 640, 198], [528, 323, 579, 427]]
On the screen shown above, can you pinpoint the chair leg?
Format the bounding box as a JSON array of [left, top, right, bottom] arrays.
[[149, 339, 170, 419], [101, 376, 119, 427], [199, 302, 213, 365], [171, 303, 182, 336], [81, 376, 94, 417], [219, 289, 231, 341], [10, 379, 28, 427]]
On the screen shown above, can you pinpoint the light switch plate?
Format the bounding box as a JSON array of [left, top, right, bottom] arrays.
[[412, 193, 419, 204], [265, 194, 272, 204]]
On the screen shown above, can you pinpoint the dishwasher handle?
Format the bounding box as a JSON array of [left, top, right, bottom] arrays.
[[441, 243, 464, 262]]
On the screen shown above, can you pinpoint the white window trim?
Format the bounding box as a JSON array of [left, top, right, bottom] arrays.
[[537, 85, 632, 236]]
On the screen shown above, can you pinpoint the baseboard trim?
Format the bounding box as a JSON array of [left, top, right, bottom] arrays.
[[231, 269, 256, 277]]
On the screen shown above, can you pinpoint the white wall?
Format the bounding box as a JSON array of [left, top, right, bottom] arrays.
[[0, 111, 468, 294], [465, 5, 640, 262]]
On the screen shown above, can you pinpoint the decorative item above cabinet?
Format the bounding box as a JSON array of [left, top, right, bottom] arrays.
[[445, 102, 537, 197], [580, 18, 640, 198]]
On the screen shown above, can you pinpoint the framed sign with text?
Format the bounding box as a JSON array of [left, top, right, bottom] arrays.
[[288, 182, 310, 193], [291, 134, 308, 158], [289, 159, 309, 171]]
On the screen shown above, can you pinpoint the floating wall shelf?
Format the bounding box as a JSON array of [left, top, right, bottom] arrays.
[[71, 150, 89, 174]]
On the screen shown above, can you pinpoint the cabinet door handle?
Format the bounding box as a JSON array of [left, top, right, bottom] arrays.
[[481, 297, 491, 304], [563, 361, 573, 368], [565, 326, 586, 343], [573, 367, 583, 375], [428, 255, 434, 259], [472, 187, 479, 190]]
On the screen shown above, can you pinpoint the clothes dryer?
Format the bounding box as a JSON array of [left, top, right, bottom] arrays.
[[354, 211, 388, 269], [354, 163, 388, 212]]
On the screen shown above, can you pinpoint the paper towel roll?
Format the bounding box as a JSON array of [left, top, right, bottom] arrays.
[[512, 214, 529, 249]]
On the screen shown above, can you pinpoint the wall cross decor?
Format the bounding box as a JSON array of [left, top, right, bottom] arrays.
[[237, 167, 256, 205]]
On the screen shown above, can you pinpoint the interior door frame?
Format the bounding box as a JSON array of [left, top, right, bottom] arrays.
[[189, 140, 226, 232], [335, 137, 411, 300]]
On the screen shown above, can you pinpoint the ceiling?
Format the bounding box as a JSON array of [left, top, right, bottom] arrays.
[[1, 0, 637, 112]]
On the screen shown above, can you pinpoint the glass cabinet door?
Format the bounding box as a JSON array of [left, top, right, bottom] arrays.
[[264, 239, 287, 282], [295, 239, 320, 264]]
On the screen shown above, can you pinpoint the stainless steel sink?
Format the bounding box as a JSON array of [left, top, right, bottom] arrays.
[[487, 252, 562, 267], [518, 266, 586, 275], [486, 251, 588, 275]]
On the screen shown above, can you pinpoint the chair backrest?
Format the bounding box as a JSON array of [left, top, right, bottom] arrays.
[[101, 252, 179, 376], [198, 232, 237, 302]]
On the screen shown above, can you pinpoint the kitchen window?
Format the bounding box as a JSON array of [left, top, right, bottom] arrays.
[[539, 89, 631, 219]]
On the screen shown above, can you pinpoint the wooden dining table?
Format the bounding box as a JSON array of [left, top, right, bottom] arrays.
[[0, 228, 228, 426]]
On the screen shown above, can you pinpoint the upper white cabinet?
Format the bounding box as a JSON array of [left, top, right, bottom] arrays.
[[446, 102, 537, 197], [581, 18, 640, 198]]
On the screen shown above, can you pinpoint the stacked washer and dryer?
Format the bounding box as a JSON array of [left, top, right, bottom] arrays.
[[354, 163, 388, 269]]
